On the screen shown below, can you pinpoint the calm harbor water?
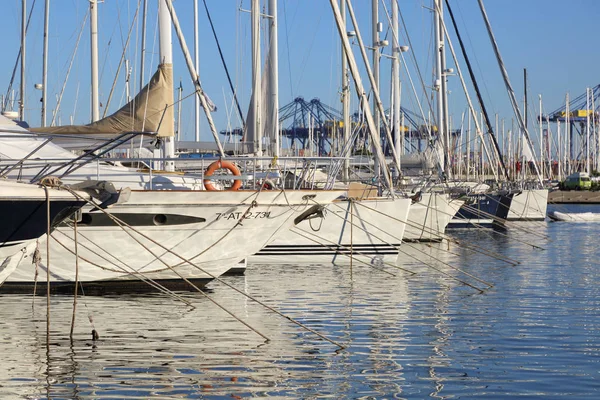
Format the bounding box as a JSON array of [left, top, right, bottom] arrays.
[[0, 204, 599, 399]]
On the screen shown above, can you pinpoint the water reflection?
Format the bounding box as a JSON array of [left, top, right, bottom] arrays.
[[0, 207, 599, 398]]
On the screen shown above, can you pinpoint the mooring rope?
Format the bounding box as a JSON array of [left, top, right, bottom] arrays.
[[62, 187, 345, 349], [459, 203, 546, 250], [69, 218, 79, 339], [50, 230, 194, 307], [482, 192, 550, 240], [323, 200, 491, 291], [289, 227, 403, 276], [354, 199, 522, 266]]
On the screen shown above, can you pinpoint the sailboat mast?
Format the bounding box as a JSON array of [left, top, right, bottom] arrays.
[[268, 0, 279, 157], [139, 0, 148, 91], [19, 0, 26, 121], [345, 0, 401, 174], [158, 0, 175, 170], [251, 0, 262, 155], [523, 69, 528, 133], [391, 0, 401, 175], [443, 0, 507, 181], [90, 0, 100, 122], [478, 0, 542, 185], [41, 0, 49, 127], [371, 0, 381, 186], [433, 0, 446, 175], [539, 94, 544, 179], [193, 0, 200, 142], [438, 0, 451, 176], [340, 0, 350, 182], [163, 0, 224, 157], [328, 0, 394, 193]]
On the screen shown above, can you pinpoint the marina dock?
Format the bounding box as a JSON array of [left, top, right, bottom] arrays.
[[548, 190, 600, 204]]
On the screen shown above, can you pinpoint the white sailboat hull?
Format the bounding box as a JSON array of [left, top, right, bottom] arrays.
[[506, 189, 548, 221], [404, 193, 463, 242], [3, 189, 342, 293], [250, 197, 412, 265]]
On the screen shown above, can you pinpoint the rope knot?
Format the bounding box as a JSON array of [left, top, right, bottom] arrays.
[[39, 176, 62, 187]]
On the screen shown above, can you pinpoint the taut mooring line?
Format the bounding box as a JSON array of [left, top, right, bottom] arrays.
[[63, 187, 345, 350]]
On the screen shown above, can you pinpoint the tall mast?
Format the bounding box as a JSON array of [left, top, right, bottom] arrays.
[[163, 0, 224, 157], [19, 0, 26, 121], [268, 0, 279, 157], [90, 0, 100, 122], [328, 0, 394, 192], [391, 0, 401, 174], [177, 80, 183, 141], [433, 0, 446, 174], [345, 0, 401, 173], [41, 0, 49, 127], [193, 0, 200, 142], [523, 68, 528, 131], [341, 0, 350, 182], [439, 0, 450, 174], [371, 0, 381, 186], [251, 0, 262, 155], [444, 0, 508, 181], [478, 0, 541, 185], [139, 0, 148, 91], [158, 0, 175, 170], [539, 94, 544, 179]]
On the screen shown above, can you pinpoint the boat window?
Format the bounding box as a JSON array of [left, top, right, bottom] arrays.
[[153, 214, 168, 225]]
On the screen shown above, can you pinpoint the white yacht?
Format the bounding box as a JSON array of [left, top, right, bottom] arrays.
[[250, 195, 412, 265], [0, 118, 343, 293]]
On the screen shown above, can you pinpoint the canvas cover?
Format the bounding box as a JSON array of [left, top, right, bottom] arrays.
[[30, 64, 174, 137]]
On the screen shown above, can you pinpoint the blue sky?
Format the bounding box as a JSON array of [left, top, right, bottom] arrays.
[[0, 0, 598, 147]]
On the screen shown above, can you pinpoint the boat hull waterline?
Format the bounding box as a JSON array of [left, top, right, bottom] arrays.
[[251, 197, 412, 265], [2, 190, 342, 294], [448, 193, 514, 229]]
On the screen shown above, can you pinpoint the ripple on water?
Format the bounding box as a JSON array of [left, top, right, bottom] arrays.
[[0, 210, 600, 398]]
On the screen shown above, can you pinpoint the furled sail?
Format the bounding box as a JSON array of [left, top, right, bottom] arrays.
[[30, 64, 174, 137]]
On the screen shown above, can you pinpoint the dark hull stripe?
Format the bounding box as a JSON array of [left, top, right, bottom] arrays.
[[0, 278, 213, 295], [447, 222, 494, 229], [402, 238, 443, 243], [263, 243, 402, 249], [257, 252, 399, 256], [258, 249, 399, 254], [256, 244, 401, 256]]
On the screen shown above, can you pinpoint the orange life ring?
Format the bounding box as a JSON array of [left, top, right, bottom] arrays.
[[204, 160, 242, 191]]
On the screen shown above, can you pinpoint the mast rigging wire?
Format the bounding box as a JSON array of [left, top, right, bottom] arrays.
[[202, 0, 245, 129]]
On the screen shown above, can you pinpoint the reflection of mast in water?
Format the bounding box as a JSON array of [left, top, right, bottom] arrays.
[[321, 266, 356, 396], [359, 265, 410, 397], [427, 278, 452, 400]]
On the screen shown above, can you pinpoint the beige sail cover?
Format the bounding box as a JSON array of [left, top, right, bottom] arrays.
[[31, 64, 174, 137]]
